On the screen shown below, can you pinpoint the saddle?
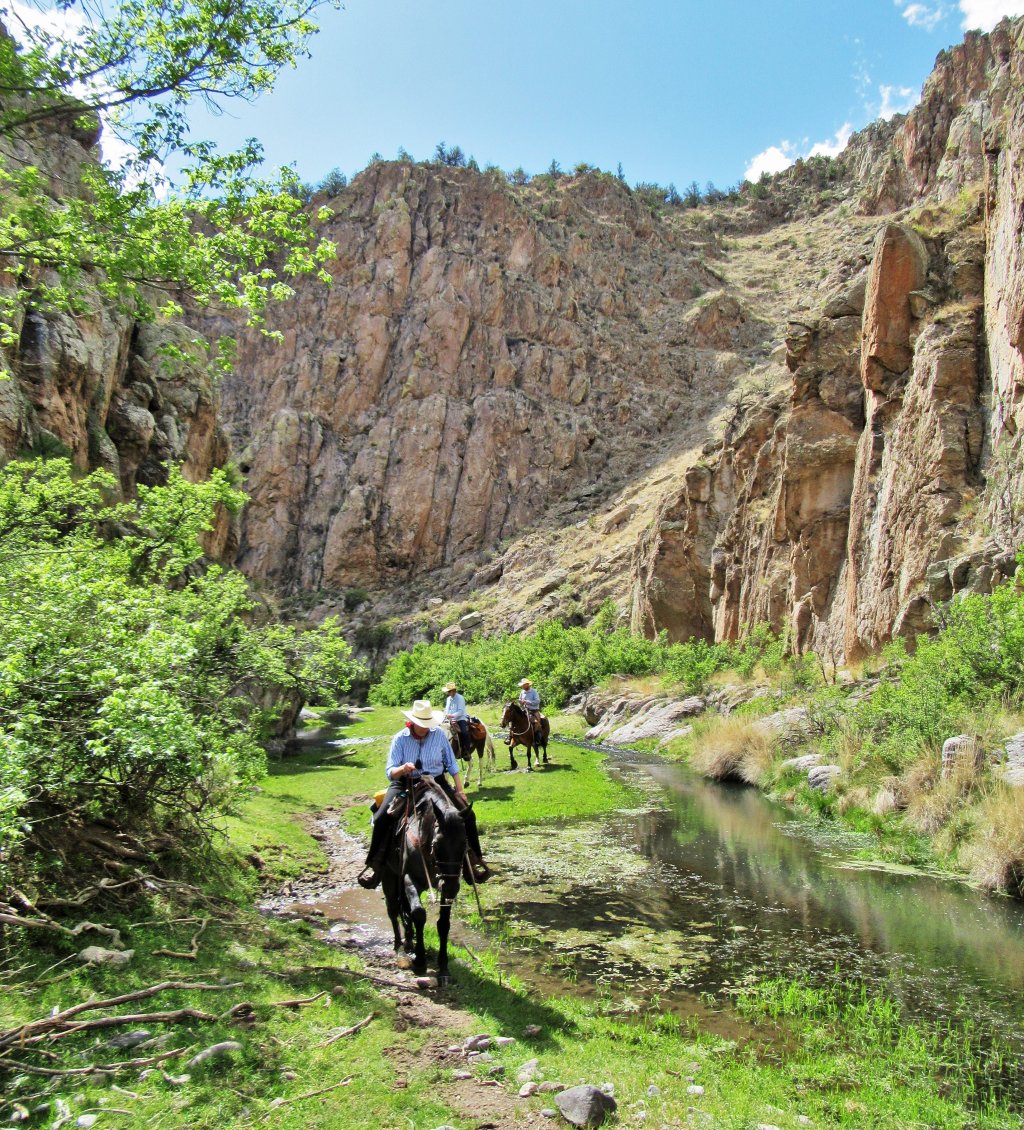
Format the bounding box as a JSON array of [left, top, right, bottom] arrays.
[[467, 717, 486, 742]]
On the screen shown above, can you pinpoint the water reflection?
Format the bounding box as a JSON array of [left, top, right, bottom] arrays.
[[498, 754, 1024, 1062]]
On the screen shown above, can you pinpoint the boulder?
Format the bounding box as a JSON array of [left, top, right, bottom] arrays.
[[554, 1084, 618, 1128]]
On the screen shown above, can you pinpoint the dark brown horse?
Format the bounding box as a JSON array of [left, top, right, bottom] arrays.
[[500, 700, 550, 771], [447, 719, 496, 786], [380, 776, 467, 983]]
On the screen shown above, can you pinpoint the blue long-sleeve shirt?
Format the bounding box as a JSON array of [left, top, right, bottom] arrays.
[[385, 726, 460, 783], [444, 693, 468, 721], [519, 688, 540, 710]]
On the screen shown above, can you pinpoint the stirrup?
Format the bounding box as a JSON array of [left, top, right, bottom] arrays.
[[357, 865, 382, 889]]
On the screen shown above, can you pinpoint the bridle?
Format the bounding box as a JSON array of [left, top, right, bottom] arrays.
[[505, 701, 534, 745]]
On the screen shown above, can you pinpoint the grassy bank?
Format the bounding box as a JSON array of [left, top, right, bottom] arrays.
[[2, 705, 1020, 1128]]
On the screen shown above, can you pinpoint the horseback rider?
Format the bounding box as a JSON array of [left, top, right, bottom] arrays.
[[442, 681, 470, 754], [357, 699, 489, 889], [517, 678, 543, 741]]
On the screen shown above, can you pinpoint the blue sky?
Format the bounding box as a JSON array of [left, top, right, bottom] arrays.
[[179, 0, 1024, 190]]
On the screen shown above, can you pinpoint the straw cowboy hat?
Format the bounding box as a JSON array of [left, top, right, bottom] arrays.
[[444, 682, 458, 693], [402, 699, 444, 729], [518, 679, 532, 687]]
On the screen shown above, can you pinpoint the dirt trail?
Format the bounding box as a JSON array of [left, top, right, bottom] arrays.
[[260, 809, 532, 1130]]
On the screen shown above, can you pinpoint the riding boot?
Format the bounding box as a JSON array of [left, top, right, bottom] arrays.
[[460, 807, 490, 882], [357, 811, 392, 889]]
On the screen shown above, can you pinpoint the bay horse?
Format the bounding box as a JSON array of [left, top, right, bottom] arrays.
[[380, 776, 467, 983], [500, 700, 550, 771], [448, 718, 496, 786]]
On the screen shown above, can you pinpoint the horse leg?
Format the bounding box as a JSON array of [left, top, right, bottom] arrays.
[[402, 873, 427, 971], [508, 739, 518, 771], [437, 903, 453, 985], [485, 732, 496, 776]]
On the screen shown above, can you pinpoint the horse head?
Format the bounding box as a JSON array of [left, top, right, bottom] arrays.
[[413, 778, 466, 903], [500, 700, 522, 729]]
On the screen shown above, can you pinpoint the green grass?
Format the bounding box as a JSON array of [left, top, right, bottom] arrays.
[[4, 704, 1022, 1129]]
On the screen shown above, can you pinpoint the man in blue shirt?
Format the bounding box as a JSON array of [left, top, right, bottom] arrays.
[[443, 681, 470, 755], [357, 699, 489, 888], [516, 678, 543, 742]]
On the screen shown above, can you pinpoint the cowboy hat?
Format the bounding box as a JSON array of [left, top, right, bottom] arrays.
[[444, 682, 458, 692], [518, 678, 532, 687], [403, 699, 444, 729]]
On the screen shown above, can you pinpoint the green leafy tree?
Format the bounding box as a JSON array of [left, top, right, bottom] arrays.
[[0, 0, 341, 362], [0, 459, 364, 887]]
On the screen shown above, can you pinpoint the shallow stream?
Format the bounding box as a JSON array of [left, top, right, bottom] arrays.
[[292, 721, 1024, 1096]]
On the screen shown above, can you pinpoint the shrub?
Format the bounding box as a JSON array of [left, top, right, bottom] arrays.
[[0, 459, 363, 888]]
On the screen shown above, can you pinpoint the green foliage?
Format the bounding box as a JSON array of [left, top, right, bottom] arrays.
[[0, 0, 340, 358], [370, 600, 790, 707], [0, 459, 363, 888], [849, 559, 1024, 765]]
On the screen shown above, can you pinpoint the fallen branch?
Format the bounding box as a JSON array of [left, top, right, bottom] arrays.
[[262, 1076, 353, 1117], [322, 1012, 375, 1047], [0, 980, 240, 1052], [46, 1008, 217, 1044], [0, 1046, 191, 1076], [152, 917, 209, 960], [0, 910, 121, 948], [272, 990, 328, 1008]]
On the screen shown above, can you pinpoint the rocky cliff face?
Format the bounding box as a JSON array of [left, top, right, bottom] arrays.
[[0, 109, 234, 556], [626, 17, 1024, 661]]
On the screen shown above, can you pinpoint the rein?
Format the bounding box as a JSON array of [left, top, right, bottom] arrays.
[[506, 704, 533, 744]]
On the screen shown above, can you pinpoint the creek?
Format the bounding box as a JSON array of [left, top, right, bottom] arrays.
[[293, 721, 1024, 1098]]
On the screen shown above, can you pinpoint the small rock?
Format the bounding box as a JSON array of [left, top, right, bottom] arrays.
[[519, 1083, 539, 1097], [541, 1110, 557, 1120], [464, 1034, 491, 1051], [517, 1058, 541, 1082], [523, 1024, 542, 1037], [280, 1070, 298, 1081], [757, 1125, 781, 1130], [599, 1082, 614, 1096], [538, 1081, 565, 1093], [555, 1084, 618, 1127], [494, 1036, 515, 1046], [796, 1118, 813, 1126], [184, 1041, 243, 1069], [78, 946, 134, 967], [447, 1044, 462, 1053], [646, 1084, 661, 1096], [106, 1029, 151, 1049], [468, 1051, 493, 1063], [75, 1117, 98, 1129], [162, 1073, 191, 1086], [687, 1084, 705, 1096], [415, 976, 436, 989], [452, 1070, 472, 1080], [488, 1065, 505, 1076]]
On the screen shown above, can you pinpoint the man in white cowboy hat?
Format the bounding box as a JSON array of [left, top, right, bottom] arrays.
[[511, 678, 543, 744], [442, 681, 470, 754], [357, 699, 489, 889]]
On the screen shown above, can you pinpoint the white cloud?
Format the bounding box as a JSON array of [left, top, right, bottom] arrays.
[[744, 125, 852, 183], [896, 2, 949, 30], [879, 84, 920, 119], [808, 123, 854, 158], [744, 143, 796, 182], [959, 1, 1024, 29]]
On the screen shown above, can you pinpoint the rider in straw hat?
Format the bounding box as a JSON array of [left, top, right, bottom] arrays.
[[515, 678, 543, 743], [442, 681, 470, 754], [357, 699, 489, 889]]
